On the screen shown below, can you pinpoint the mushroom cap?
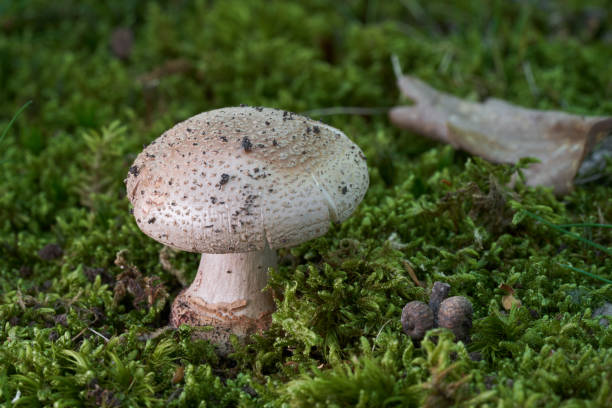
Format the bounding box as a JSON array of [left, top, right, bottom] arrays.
[[125, 106, 369, 253]]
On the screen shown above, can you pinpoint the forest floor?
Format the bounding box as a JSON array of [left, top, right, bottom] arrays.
[[0, 1, 611, 406]]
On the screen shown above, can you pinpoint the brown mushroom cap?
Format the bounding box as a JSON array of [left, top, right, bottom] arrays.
[[125, 106, 369, 253]]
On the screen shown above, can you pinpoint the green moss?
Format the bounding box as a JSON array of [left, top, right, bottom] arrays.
[[1, 0, 611, 406]]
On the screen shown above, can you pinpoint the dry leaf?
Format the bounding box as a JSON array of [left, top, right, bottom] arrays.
[[172, 366, 185, 384], [389, 73, 611, 195], [502, 294, 522, 310], [402, 259, 422, 287], [498, 283, 515, 295]]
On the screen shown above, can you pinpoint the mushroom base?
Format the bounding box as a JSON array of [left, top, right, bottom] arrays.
[[170, 289, 273, 353], [169, 247, 277, 352]]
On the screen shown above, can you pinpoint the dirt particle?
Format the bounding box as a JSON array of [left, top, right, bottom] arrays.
[[129, 165, 139, 177], [19, 265, 33, 278], [109, 27, 133, 60], [219, 173, 230, 185], [38, 243, 63, 261], [83, 266, 113, 284], [54, 313, 68, 327], [242, 136, 253, 152], [148, 217, 156, 224]]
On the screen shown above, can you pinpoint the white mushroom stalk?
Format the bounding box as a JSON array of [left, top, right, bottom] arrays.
[[125, 106, 369, 347], [174, 245, 277, 336]]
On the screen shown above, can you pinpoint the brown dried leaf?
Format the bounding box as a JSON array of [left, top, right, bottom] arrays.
[[498, 283, 514, 295], [502, 294, 522, 310], [113, 249, 168, 310], [402, 259, 422, 287], [389, 75, 611, 194], [172, 366, 185, 384]]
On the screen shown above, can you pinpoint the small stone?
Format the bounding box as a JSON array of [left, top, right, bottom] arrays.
[[593, 302, 612, 328]]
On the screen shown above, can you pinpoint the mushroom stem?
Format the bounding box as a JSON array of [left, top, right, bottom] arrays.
[[192, 246, 277, 319], [170, 245, 277, 339]]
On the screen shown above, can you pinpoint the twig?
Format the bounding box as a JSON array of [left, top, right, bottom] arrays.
[[302, 106, 390, 117], [88, 328, 110, 342], [166, 387, 184, 404], [372, 319, 394, 352], [137, 325, 175, 341], [71, 327, 88, 343]]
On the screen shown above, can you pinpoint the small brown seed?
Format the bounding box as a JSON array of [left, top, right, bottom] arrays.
[[429, 281, 451, 324], [401, 301, 434, 342], [437, 296, 473, 343]]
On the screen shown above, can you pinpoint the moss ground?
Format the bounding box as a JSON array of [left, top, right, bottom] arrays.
[[0, 1, 611, 407]]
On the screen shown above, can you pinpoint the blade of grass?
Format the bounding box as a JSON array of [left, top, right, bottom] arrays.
[[0, 101, 32, 164], [558, 263, 612, 285], [522, 210, 611, 256], [556, 223, 612, 229], [0, 100, 32, 144]]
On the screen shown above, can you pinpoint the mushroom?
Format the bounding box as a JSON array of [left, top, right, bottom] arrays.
[[401, 301, 434, 342], [437, 296, 473, 343], [125, 106, 369, 347]]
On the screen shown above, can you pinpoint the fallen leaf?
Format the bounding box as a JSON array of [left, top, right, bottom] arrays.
[[172, 366, 184, 384], [402, 259, 422, 287], [502, 294, 522, 310], [498, 283, 515, 295], [389, 71, 611, 195]]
